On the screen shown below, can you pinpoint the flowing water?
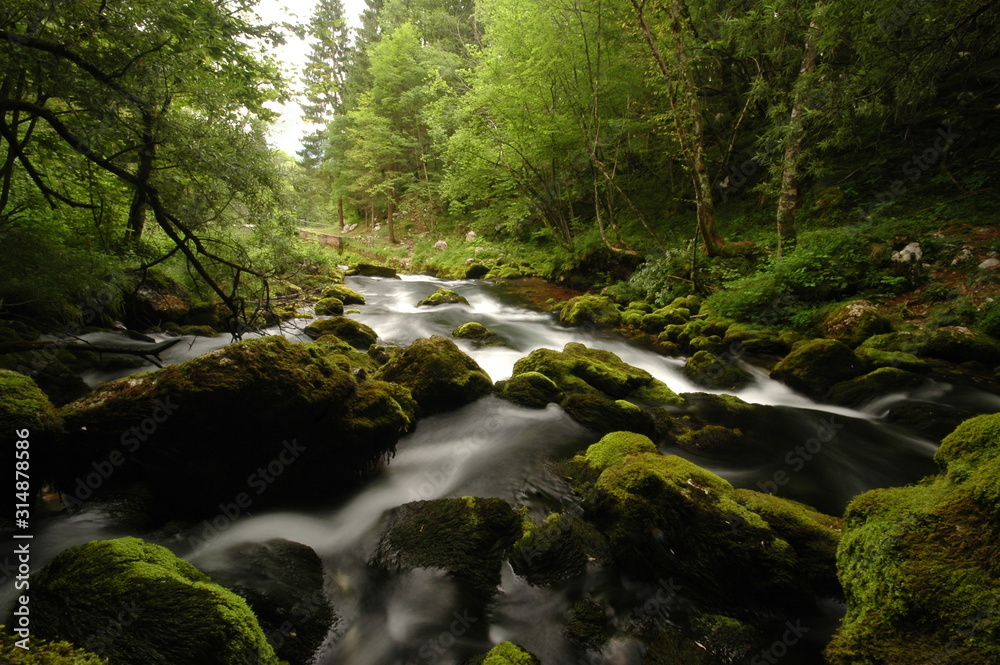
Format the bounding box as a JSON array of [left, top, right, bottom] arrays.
[[10, 274, 1000, 664]]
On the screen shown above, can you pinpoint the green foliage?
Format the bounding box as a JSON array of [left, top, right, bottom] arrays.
[[0, 628, 104, 664]]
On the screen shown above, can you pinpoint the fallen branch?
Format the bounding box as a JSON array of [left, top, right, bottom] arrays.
[[0, 338, 183, 368]]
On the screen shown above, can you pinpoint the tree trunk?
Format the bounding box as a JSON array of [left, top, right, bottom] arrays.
[[338, 196, 344, 230], [386, 196, 397, 244], [629, 0, 754, 258], [776, 1, 824, 257]]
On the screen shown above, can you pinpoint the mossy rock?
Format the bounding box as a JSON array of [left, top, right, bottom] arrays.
[[347, 263, 398, 278], [320, 284, 365, 305], [372, 336, 492, 416], [314, 297, 345, 316], [923, 326, 1000, 365], [180, 324, 219, 337], [825, 367, 928, 408], [688, 334, 726, 355], [583, 431, 659, 471], [770, 338, 866, 400], [417, 288, 470, 307], [124, 271, 192, 328], [854, 346, 930, 373], [627, 301, 654, 313], [0, 319, 41, 344], [683, 351, 753, 390], [303, 316, 378, 349], [643, 616, 761, 665], [674, 393, 781, 459], [185, 301, 226, 329], [510, 512, 610, 586], [308, 335, 379, 375], [558, 295, 621, 328], [498, 371, 563, 409], [370, 497, 523, 597], [26, 537, 281, 665], [55, 336, 409, 519], [723, 325, 793, 356], [821, 300, 893, 347], [659, 324, 686, 344], [0, 628, 104, 664], [198, 539, 336, 665], [453, 322, 507, 347], [670, 295, 702, 315], [675, 424, 750, 459], [1, 370, 61, 498], [589, 453, 840, 612], [467, 641, 540, 665], [562, 393, 655, 437], [826, 414, 1000, 664], [564, 599, 612, 650], [883, 402, 981, 440]]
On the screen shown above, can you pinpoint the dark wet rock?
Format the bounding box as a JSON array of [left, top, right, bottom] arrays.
[[27, 537, 281, 665], [372, 336, 492, 416], [562, 393, 656, 437], [564, 599, 613, 651], [199, 539, 336, 665], [304, 316, 378, 349], [557, 295, 621, 328], [453, 322, 507, 347], [827, 414, 1000, 664], [825, 367, 928, 408], [770, 338, 866, 400], [673, 393, 780, 459], [55, 336, 412, 519], [510, 512, 609, 586], [821, 300, 893, 347], [370, 497, 523, 598], [683, 351, 753, 390], [883, 402, 980, 440], [465, 263, 490, 279], [418, 288, 470, 307]]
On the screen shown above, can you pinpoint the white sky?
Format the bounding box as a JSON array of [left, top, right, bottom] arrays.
[[255, 0, 368, 156]]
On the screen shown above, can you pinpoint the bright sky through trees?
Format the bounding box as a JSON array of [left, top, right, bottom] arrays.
[[256, 0, 366, 155]]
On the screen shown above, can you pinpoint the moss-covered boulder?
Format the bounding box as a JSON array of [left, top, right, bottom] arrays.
[[503, 342, 681, 435], [562, 393, 656, 437], [827, 414, 1000, 664], [199, 539, 336, 665], [821, 300, 893, 347], [124, 271, 192, 328], [673, 393, 782, 459], [923, 326, 1000, 365], [179, 324, 219, 337], [641, 307, 689, 334], [723, 324, 794, 356], [56, 336, 412, 519], [587, 453, 842, 612], [0, 628, 104, 664], [314, 297, 345, 316], [825, 367, 928, 408], [28, 537, 281, 665], [303, 316, 378, 349], [583, 431, 659, 470], [883, 402, 981, 440], [467, 641, 541, 665], [370, 497, 523, 597], [643, 617, 760, 665], [372, 336, 492, 416], [497, 371, 563, 409], [770, 338, 866, 400], [0, 369, 61, 441], [417, 288, 470, 307], [321, 283, 366, 305], [683, 351, 753, 390], [853, 346, 930, 373], [453, 322, 507, 347], [347, 263, 398, 278], [510, 512, 610, 586], [688, 334, 726, 355], [557, 295, 621, 328]]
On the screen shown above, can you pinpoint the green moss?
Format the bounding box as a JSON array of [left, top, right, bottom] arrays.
[[670, 295, 702, 314], [558, 295, 621, 327], [827, 414, 1000, 664], [565, 599, 612, 650], [627, 300, 654, 313], [562, 393, 655, 437], [510, 513, 609, 586], [417, 288, 469, 307], [854, 346, 930, 372], [370, 497, 522, 597], [320, 284, 365, 305], [683, 351, 753, 390], [826, 367, 927, 408], [723, 325, 793, 355], [28, 538, 280, 665], [0, 369, 61, 439], [499, 371, 563, 408], [372, 336, 492, 415], [770, 338, 866, 400], [303, 316, 378, 349], [346, 263, 397, 278], [480, 641, 540, 665], [584, 431, 659, 471], [591, 453, 834, 612], [821, 300, 893, 347], [314, 297, 345, 316], [179, 324, 219, 337], [620, 309, 645, 329], [0, 628, 104, 664], [688, 334, 725, 354], [453, 322, 507, 347]]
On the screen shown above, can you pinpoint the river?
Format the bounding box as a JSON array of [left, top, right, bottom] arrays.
[[10, 274, 999, 664]]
